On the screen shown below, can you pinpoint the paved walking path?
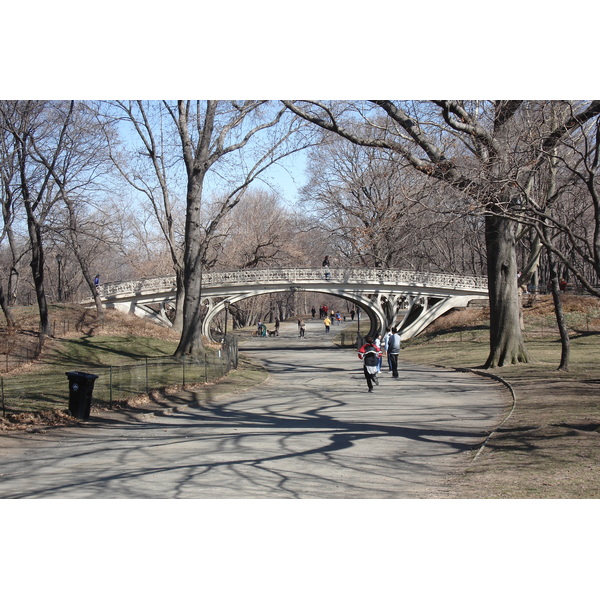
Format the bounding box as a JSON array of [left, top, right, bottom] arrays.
[[0, 320, 508, 498]]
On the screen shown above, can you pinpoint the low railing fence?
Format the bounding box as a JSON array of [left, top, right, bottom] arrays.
[[0, 336, 238, 418]]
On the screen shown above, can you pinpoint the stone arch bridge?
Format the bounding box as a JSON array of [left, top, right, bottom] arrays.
[[87, 268, 488, 342]]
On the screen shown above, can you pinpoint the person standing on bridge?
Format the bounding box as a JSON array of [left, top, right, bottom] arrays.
[[322, 256, 331, 280], [358, 336, 381, 392], [385, 327, 401, 379]]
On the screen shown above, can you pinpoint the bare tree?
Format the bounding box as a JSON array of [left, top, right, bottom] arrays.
[[282, 100, 600, 368], [521, 113, 600, 296], [301, 140, 429, 267], [0, 123, 23, 326], [105, 101, 187, 330], [0, 100, 77, 344], [34, 102, 121, 319], [141, 101, 311, 356], [300, 136, 485, 272], [217, 189, 305, 269], [503, 107, 600, 370]]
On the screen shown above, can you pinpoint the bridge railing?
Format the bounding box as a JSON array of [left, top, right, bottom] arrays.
[[96, 268, 488, 299]]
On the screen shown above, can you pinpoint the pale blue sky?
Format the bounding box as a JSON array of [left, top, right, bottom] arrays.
[[261, 150, 308, 207]]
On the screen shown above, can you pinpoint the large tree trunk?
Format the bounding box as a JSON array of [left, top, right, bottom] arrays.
[[25, 203, 51, 340], [171, 268, 185, 332], [8, 267, 19, 306], [546, 245, 570, 371], [0, 278, 16, 328], [174, 176, 206, 356], [484, 213, 529, 367]]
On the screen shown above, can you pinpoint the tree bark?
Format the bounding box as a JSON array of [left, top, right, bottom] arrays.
[[175, 174, 208, 356], [546, 245, 570, 371], [484, 212, 529, 367], [25, 201, 51, 339], [0, 278, 15, 328]]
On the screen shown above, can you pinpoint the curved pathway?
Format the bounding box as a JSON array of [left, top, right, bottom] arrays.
[[0, 320, 508, 498]]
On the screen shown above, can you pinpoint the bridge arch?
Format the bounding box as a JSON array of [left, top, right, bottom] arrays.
[[202, 287, 386, 341]]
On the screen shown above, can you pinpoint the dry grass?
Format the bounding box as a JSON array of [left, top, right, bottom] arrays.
[[402, 293, 600, 498], [0, 304, 231, 430]]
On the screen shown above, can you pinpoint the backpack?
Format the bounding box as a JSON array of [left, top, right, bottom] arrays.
[[363, 345, 379, 367]]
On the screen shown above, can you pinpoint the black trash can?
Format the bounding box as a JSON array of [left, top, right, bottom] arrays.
[[66, 371, 98, 420]]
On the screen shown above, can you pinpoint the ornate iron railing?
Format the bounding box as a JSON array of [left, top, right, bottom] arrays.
[[95, 268, 488, 299]]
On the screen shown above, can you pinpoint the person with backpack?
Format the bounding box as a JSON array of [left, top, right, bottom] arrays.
[[358, 336, 382, 393], [385, 327, 401, 379]]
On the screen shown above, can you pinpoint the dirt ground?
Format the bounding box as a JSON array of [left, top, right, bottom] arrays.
[[412, 295, 600, 499], [428, 373, 600, 498]]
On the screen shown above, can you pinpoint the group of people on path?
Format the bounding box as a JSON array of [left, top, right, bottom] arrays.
[[357, 327, 401, 392], [256, 317, 281, 337], [322, 310, 343, 332], [256, 311, 401, 392]]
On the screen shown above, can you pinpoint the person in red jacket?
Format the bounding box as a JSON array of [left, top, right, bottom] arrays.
[[358, 336, 382, 393]]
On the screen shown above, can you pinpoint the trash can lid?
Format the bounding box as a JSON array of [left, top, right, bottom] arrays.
[[65, 371, 99, 380]]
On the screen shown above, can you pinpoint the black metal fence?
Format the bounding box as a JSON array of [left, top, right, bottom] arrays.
[[0, 336, 238, 417]]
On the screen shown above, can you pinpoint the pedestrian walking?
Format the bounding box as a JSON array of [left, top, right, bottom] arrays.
[[385, 327, 401, 378], [358, 336, 382, 393], [299, 320, 306, 338], [382, 327, 393, 371], [275, 317, 280, 336], [324, 316, 331, 333]]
